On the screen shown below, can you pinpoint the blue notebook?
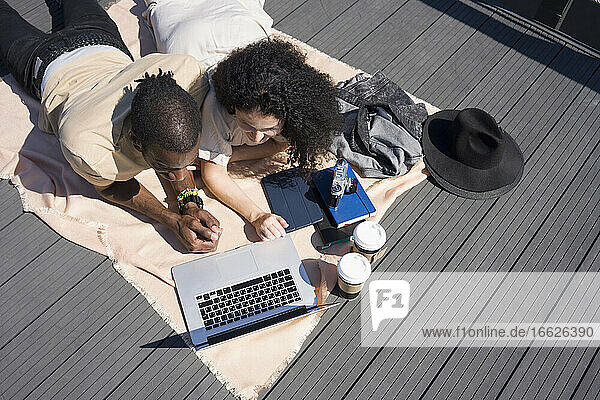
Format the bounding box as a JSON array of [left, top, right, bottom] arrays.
[[262, 168, 323, 233], [312, 165, 376, 227]]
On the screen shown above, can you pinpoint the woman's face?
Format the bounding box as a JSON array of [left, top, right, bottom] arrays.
[[235, 109, 284, 144]]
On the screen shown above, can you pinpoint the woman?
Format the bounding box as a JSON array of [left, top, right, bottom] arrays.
[[144, 1, 341, 240]]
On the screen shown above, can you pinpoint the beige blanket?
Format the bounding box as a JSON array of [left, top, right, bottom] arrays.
[[0, 1, 435, 398]]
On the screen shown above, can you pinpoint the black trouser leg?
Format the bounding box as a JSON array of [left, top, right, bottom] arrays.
[[0, 0, 49, 93], [0, 0, 132, 99], [62, 0, 124, 42]]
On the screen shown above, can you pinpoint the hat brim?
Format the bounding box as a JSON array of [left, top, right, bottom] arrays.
[[422, 110, 524, 200]]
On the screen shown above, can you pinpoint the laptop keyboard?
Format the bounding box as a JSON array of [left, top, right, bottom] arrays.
[[195, 268, 302, 331]]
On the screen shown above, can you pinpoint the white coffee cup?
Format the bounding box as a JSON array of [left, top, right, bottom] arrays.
[[337, 253, 372, 295], [352, 221, 387, 263]]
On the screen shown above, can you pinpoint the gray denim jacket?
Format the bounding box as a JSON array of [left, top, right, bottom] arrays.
[[331, 71, 428, 178]]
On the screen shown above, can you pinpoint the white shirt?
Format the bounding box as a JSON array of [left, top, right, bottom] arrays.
[[143, 0, 273, 68]]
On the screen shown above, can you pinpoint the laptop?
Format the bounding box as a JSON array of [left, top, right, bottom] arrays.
[[172, 236, 320, 349]]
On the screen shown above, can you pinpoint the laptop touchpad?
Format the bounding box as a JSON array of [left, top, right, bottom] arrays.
[[217, 249, 258, 280]]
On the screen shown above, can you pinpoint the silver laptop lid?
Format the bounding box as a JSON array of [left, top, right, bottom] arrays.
[[172, 236, 317, 347]]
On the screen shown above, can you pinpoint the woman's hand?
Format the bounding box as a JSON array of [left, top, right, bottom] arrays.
[[251, 212, 289, 240]]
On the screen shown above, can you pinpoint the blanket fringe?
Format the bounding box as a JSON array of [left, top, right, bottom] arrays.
[[3, 175, 110, 233], [257, 313, 322, 394]]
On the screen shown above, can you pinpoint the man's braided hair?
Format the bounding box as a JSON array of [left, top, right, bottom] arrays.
[[131, 69, 201, 153]]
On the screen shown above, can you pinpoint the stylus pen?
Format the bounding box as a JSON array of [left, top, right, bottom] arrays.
[[312, 303, 340, 311], [320, 237, 352, 250]]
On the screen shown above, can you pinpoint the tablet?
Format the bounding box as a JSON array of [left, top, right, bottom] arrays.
[[262, 168, 323, 233]]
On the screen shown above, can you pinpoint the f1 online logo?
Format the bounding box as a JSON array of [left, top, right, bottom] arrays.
[[369, 280, 410, 331]]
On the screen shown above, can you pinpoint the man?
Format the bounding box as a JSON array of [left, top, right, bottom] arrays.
[[0, 0, 222, 252]]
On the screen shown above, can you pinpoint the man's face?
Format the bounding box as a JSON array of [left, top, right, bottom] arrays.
[[141, 140, 199, 182]]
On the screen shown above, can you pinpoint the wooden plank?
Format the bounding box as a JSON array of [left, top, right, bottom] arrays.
[[260, 172, 435, 399], [376, 192, 483, 274], [29, 297, 170, 400], [0, 260, 132, 399], [429, 344, 596, 399], [416, 12, 527, 109], [382, 0, 494, 93], [0, 180, 24, 229], [458, 29, 562, 120], [262, 185, 442, 400], [127, 348, 208, 400], [482, 230, 600, 399], [20, 1, 61, 34], [570, 349, 600, 399], [44, 311, 180, 399], [262, 158, 506, 395], [392, 47, 595, 278], [410, 100, 600, 398], [5, 0, 45, 18], [503, 348, 567, 399], [103, 337, 204, 400], [580, 231, 600, 272], [177, 368, 236, 400], [340, 0, 457, 75], [417, 348, 502, 400], [306, 0, 413, 60], [454, 348, 526, 399], [457, 279, 599, 399], [1, 1, 599, 399], [0, 213, 60, 286], [447, 60, 600, 275], [258, 286, 359, 398], [529, 348, 597, 400], [432, 284, 599, 398], [370, 20, 584, 276], [515, 153, 600, 272], [501, 52, 600, 159], [264, 0, 308, 26], [0, 238, 105, 347], [344, 347, 455, 400], [466, 240, 600, 397], [86, 341, 206, 399], [150, 357, 213, 400], [272, 0, 358, 43], [36, 302, 195, 399], [0, 261, 114, 369]]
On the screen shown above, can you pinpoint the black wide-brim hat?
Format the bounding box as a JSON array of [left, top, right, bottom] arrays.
[[422, 108, 524, 199]]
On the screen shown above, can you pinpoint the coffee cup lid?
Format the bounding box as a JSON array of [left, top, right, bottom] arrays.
[[337, 253, 371, 285], [353, 221, 386, 251]]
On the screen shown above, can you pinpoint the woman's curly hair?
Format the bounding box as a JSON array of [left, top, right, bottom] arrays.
[[211, 38, 341, 171]]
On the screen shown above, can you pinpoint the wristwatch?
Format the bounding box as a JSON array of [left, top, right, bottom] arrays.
[[177, 187, 204, 214]]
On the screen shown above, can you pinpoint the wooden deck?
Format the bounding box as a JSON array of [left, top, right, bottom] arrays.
[[1, 0, 599, 399]]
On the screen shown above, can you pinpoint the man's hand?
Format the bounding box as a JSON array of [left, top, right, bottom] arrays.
[[251, 212, 289, 241], [94, 178, 223, 252], [173, 203, 222, 252]]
